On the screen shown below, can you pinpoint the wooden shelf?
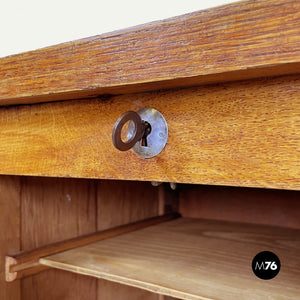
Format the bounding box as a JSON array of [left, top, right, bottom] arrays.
[[40, 218, 300, 300]]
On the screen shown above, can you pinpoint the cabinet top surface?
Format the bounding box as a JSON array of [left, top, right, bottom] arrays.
[[0, 0, 300, 106]]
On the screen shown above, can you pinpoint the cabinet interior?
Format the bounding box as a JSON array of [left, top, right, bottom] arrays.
[[1, 176, 299, 300]]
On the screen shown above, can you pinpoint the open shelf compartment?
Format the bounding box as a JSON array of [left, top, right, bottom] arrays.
[[39, 218, 300, 300]]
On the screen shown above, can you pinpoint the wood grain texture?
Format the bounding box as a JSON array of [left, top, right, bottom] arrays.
[[20, 177, 98, 300], [0, 176, 21, 300], [20, 177, 97, 250], [0, 75, 299, 189], [3, 177, 162, 299], [1, 0, 300, 105], [40, 218, 300, 300], [96, 180, 160, 300], [179, 185, 300, 229], [97, 180, 160, 230]]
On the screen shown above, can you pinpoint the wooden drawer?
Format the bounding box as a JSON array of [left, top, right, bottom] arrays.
[[0, 74, 299, 190]]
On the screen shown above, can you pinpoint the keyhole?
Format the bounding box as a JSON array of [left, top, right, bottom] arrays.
[[141, 121, 151, 147]]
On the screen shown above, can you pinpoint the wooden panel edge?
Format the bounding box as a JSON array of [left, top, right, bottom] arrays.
[[2, 63, 300, 106]]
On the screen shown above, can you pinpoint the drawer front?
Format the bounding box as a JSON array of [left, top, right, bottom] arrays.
[[0, 75, 299, 190]]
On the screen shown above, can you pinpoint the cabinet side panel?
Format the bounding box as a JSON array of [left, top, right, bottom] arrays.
[[179, 185, 300, 229], [20, 177, 98, 300], [96, 180, 159, 300], [0, 176, 21, 300]]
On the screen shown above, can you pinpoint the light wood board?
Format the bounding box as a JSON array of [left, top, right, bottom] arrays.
[[0, 0, 300, 105], [0, 75, 299, 190], [40, 218, 300, 300]]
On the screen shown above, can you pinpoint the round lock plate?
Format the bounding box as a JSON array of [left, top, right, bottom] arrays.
[[127, 107, 168, 158]]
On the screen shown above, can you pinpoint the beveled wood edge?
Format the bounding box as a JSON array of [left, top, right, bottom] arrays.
[[2, 62, 300, 106]]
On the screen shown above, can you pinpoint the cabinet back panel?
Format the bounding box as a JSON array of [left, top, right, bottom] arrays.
[[20, 177, 98, 300], [18, 177, 159, 300], [179, 185, 300, 229]]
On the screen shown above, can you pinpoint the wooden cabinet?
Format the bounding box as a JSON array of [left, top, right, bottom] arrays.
[[1, 0, 299, 299]]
